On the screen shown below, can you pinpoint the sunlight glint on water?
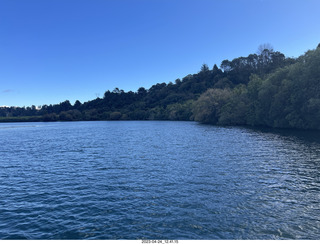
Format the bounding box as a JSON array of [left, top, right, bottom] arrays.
[[0, 121, 319, 239]]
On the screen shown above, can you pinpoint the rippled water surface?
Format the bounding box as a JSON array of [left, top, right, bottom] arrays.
[[0, 121, 319, 239]]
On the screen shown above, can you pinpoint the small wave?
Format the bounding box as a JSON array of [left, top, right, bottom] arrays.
[[0, 125, 41, 130]]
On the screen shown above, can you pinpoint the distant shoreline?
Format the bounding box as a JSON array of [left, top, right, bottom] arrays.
[[2, 44, 320, 130]]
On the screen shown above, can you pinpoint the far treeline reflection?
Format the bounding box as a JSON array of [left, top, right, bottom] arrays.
[[1, 44, 320, 130]]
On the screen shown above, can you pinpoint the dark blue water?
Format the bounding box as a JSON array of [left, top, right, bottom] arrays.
[[0, 121, 319, 239]]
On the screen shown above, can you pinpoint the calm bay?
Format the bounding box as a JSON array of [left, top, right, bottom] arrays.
[[0, 121, 319, 239]]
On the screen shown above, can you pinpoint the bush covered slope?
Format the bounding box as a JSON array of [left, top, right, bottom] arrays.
[[1, 44, 319, 130], [193, 45, 320, 130]]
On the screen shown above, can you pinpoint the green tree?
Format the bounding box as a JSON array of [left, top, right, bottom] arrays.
[[193, 88, 232, 124], [74, 100, 82, 109], [110, 111, 122, 120], [200, 63, 209, 72], [219, 85, 249, 125]]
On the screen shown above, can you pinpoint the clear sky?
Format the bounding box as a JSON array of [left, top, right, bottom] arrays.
[[1, 0, 320, 107]]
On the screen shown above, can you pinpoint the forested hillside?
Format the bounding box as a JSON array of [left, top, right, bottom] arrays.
[[1, 44, 319, 130], [193, 44, 320, 130]]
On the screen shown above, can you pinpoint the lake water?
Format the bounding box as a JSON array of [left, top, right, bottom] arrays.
[[0, 121, 319, 240]]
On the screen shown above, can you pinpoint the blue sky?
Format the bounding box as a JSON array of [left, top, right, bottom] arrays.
[[1, 0, 320, 107]]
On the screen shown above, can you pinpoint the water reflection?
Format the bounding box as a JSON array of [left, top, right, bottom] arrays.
[[246, 125, 320, 144]]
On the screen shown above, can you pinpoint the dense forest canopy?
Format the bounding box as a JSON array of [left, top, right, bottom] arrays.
[[1, 44, 319, 130]]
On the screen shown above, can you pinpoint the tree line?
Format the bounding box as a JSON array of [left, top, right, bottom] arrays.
[[193, 44, 320, 130], [1, 44, 319, 130]]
